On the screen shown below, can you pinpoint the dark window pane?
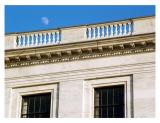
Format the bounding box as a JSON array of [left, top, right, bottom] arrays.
[[21, 93, 51, 118], [35, 96, 40, 113], [99, 107, 102, 118], [114, 106, 124, 118], [40, 96, 46, 113], [28, 97, 34, 114], [102, 107, 108, 118], [102, 89, 108, 105], [94, 85, 124, 118], [119, 88, 124, 104], [108, 88, 113, 105], [46, 95, 51, 113], [108, 107, 113, 118], [114, 88, 119, 105]]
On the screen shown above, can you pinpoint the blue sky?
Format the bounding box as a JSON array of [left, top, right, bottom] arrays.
[[5, 5, 155, 33]]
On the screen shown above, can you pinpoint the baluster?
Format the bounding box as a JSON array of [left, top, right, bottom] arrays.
[[93, 27, 96, 39], [97, 26, 100, 39], [22, 35, 25, 47], [43, 33, 47, 44], [123, 23, 127, 35], [59, 31, 61, 41], [54, 32, 57, 43], [56, 31, 60, 43], [20, 35, 22, 47], [101, 26, 104, 38], [95, 27, 97, 39], [106, 25, 109, 37], [114, 24, 118, 36], [50, 32, 53, 43], [48, 32, 51, 44], [119, 23, 122, 36], [35, 34, 38, 45], [90, 27, 93, 39], [17, 35, 21, 47], [24, 35, 27, 46], [88, 28, 91, 39], [31, 34, 34, 46], [42, 33, 45, 45], [117, 24, 120, 36], [46, 33, 49, 44], [131, 22, 133, 33], [27, 35, 30, 47], [110, 25, 113, 37], [31, 34, 35, 45], [24, 35, 26, 46], [128, 22, 131, 35], [51, 32, 54, 44], [19, 36, 22, 47], [52, 32, 56, 43], [39, 33, 42, 45]]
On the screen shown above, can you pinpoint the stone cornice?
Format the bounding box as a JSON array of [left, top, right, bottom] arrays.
[[5, 33, 155, 69]]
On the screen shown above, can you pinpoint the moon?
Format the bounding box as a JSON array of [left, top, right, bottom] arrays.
[[41, 17, 49, 25]]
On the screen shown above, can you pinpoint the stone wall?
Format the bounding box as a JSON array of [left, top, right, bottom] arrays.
[[5, 52, 155, 117]]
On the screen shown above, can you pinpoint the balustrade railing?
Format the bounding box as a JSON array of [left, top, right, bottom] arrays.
[[15, 21, 133, 48], [15, 30, 61, 48], [86, 21, 133, 40]]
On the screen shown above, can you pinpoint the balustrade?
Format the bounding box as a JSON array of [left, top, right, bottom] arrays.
[[15, 21, 133, 48], [4, 16, 155, 50], [86, 21, 133, 40], [15, 30, 61, 48]]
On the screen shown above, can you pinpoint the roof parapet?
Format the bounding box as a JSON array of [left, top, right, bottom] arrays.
[[5, 16, 155, 50]]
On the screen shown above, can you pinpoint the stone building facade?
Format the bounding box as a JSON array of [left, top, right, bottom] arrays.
[[5, 16, 155, 118]]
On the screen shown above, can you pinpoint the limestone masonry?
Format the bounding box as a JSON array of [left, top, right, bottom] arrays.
[[5, 16, 155, 118]]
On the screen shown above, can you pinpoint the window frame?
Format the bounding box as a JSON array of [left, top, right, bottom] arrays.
[[84, 76, 133, 118], [92, 81, 127, 118], [10, 83, 58, 118], [21, 92, 52, 118]]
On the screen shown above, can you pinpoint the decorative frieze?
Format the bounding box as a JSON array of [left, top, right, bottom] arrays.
[[5, 47, 155, 68]]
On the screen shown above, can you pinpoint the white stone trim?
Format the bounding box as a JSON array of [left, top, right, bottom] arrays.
[[9, 83, 58, 118], [83, 76, 132, 118]]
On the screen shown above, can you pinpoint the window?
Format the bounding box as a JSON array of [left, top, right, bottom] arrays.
[[21, 93, 51, 118], [94, 85, 124, 118], [10, 83, 58, 118], [84, 76, 132, 118]]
